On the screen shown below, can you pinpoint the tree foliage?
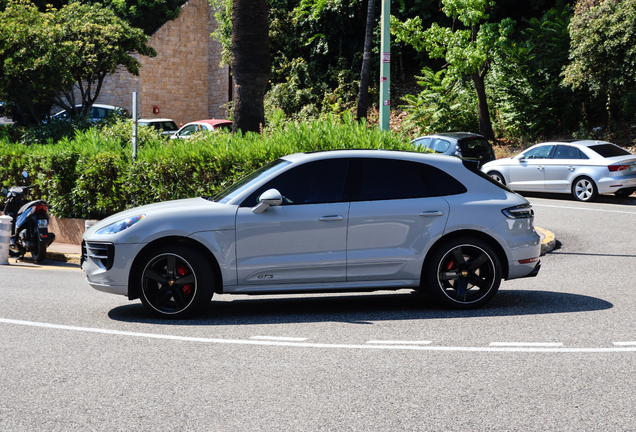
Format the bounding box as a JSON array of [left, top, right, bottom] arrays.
[[563, 0, 636, 122], [392, 0, 515, 141], [0, 1, 156, 125]]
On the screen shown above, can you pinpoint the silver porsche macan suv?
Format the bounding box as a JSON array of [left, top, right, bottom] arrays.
[[82, 150, 541, 318]]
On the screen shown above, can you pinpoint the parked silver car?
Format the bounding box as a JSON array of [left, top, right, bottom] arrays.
[[82, 150, 541, 318], [481, 140, 636, 201]]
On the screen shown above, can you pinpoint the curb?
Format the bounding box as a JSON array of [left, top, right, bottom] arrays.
[[46, 250, 81, 264], [536, 227, 556, 256]]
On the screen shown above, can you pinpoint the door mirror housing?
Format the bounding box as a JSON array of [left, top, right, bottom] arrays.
[[252, 188, 283, 214]]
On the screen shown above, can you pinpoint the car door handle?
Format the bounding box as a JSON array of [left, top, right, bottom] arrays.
[[537, 166, 544, 171], [419, 211, 444, 217], [568, 166, 575, 171], [318, 215, 344, 222]]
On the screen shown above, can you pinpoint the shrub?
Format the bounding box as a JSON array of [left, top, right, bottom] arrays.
[[1, 116, 419, 219]]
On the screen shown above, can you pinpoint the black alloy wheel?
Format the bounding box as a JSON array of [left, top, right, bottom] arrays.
[[425, 238, 502, 309], [29, 221, 46, 262], [139, 245, 214, 318]]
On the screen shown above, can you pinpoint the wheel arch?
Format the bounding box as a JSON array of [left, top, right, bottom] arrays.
[[422, 229, 510, 282], [127, 236, 224, 300]]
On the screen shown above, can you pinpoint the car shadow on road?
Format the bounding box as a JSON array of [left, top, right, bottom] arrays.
[[108, 289, 613, 326]]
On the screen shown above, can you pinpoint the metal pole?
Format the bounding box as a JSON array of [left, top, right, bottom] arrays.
[[379, 0, 391, 131], [132, 92, 138, 161]]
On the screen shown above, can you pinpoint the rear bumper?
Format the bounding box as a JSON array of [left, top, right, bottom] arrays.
[[520, 260, 541, 278]]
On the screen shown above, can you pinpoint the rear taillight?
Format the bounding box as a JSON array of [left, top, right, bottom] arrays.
[[502, 203, 534, 219], [454, 144, 462, 157], [609, 165, 629, 172]]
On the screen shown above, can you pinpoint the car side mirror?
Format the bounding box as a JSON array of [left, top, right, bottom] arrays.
[[515, 154, 526, 160], [252, 188, 283, 214]]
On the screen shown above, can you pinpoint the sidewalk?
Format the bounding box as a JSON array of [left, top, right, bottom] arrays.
[[46, 242, 82, 264]]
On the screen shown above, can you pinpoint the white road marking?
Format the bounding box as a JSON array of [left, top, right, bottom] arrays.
[[490, 342, 563, 347], [367, 340, 432, 345], [251, 336, 308, 342], [613, 341, 636, 346], [531, 203, 636, 215], [2, 317, 636, 353]]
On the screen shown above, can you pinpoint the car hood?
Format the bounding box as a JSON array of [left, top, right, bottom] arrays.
[[84, 197, 238, 243]]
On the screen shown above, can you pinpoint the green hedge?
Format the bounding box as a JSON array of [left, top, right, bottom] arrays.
[[0, 117, 420, 219]]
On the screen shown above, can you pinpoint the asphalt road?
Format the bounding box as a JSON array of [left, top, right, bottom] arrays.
[[1, 193, 636, 431]]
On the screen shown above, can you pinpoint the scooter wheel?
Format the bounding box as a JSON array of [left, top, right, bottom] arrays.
[[29, 221, 46, 262]]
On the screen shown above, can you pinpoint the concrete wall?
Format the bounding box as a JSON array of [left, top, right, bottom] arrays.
[[97, 0, 229, 126]]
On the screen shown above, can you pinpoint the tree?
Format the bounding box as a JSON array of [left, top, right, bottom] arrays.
[[231, 0, 270, 134], [356, 0, 376, 121], [562, 0, 636, 124], [0, 1, 156, 125], [392, 0, 514, 141]]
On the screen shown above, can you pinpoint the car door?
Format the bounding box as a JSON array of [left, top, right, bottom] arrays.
[[543, 145, 589, 191], [346, 158, 452, 282], [235, 158, 350, 286], [508, 145, 555, 191]]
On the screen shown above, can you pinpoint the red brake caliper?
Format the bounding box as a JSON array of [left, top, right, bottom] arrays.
[[445, 260, 457, 271], [176, 264, 193, 296]]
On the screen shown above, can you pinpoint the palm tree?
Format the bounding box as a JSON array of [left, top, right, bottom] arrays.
[[356, 0, 376, 121], [231, 0, 270, 134]]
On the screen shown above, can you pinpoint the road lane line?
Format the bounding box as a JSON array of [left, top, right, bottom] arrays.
[[613, 341, 636, 346], [367, 340, 432, 345], [251, 336, 308, 341], [490, 342, 563, 347], [531, 204, 636, 215], [3, 318, 636, 353]]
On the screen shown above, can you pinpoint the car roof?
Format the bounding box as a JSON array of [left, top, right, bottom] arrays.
[[281, 149, 463, 166], [139, 118, 176, 123], [413, 132, 484, 141], [532, 140, 614, 148], [187, 119, 232, 126]]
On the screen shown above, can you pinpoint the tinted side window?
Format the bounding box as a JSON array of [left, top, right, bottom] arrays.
[[241, 159, 349, 207], [523, 145, 554, 159], [553, 145, 582, 159], [350, 159, 433, 201], [420, 164, 467, 196]]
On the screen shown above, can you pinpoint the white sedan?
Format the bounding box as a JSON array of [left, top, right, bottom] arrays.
[[82, 150, 541, 318], [171, 119, 232, 139], [481, 140, 636, 201]]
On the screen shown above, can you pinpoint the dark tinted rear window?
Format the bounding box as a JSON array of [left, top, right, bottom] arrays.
[[459, 138, 494, 160], [588, 144, 631, 157]]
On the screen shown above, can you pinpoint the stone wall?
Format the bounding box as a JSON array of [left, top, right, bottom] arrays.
[[97, 0, 229, 126]]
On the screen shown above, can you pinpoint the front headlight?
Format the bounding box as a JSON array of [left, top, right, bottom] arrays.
[[96, 214, 145, 235], [502, 204, 534, 219]]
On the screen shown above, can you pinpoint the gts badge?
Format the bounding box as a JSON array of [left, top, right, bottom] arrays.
[[257, 274, 274, 279]]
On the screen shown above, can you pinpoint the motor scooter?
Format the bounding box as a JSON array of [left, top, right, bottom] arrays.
[[1, 171, 55, 262]]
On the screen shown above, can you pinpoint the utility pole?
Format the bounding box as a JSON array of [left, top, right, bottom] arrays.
[[379, 0, 390, 131]]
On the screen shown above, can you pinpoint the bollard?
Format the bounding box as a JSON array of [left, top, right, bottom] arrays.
[[0, 215, 13, 265], [85, 220, 98, 232]]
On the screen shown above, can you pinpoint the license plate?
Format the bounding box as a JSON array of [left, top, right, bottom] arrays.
[[38, 219, 48, 228]]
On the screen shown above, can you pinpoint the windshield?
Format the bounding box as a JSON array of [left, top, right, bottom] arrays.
[[212, 159, 292, 203], [588, 144, 632, 157]]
